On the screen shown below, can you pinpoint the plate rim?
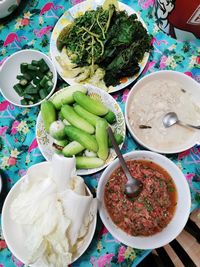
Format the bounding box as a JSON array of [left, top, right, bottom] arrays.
[[1, 161, 97, 265], [49, 0, 150, 93], [36, 84, 126, 175]]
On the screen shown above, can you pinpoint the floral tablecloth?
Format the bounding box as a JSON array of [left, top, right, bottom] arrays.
[[0, 0, 200, 266]]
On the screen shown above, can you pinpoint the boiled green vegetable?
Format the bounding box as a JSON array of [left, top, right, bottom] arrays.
[[13, 59, 54, 105], [56, 4, 151, 87]]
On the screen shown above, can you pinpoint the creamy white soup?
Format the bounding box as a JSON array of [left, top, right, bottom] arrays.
[[127, 79, 200, 151]]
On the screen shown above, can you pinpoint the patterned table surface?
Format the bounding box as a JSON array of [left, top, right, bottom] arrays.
[[0, 0, 200, 266]]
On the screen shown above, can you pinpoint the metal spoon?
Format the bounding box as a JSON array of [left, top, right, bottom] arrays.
[[162, 112, 200, 130], [107, 127, 143, 198]]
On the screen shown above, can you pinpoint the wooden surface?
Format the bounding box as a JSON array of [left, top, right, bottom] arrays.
[[153, 209, 200, 267]]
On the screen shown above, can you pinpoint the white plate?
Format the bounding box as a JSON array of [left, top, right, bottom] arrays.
[[125, 70, 200, 154], [36, 84, 126, 175], [49, 0, 149, 93], [1, 162, 97, 266], [97, 151, 191, 249]]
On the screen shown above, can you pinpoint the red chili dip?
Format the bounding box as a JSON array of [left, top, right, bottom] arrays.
[[104, 160, 177, 236]]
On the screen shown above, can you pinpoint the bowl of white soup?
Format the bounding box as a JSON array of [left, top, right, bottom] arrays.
[[125, 70, 200, 154]]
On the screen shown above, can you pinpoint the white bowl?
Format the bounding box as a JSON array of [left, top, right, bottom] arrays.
[[1, 161, 97, 265], [97, 150, 191, 249], [125, 70, 200, 154], [0, 49, 57, 108]]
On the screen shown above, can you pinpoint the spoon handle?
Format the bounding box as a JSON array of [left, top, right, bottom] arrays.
[[107, 127, 135, 184], [178, 120, 200, 130]]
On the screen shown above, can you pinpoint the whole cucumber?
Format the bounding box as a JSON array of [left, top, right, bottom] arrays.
[[51, 85, 87, 109], [108, 133, 124, 147], [103, 110, 116, 124], [73, 91, 109, 116], [41, 100, 56, 132], [76, 157, 104, 169], [61, 104, 95, 134], [62, 141, 85, 157], [74, 104, 101, 126], [96, 119, 109, 160], [65, 125, 98, 152]]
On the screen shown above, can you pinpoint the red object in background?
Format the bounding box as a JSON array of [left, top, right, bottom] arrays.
[[0, 240, 7, 250], [168, 0, 200, 38]]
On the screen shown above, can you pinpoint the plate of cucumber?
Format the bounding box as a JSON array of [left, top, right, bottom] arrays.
[[36, 84, 126, 175]]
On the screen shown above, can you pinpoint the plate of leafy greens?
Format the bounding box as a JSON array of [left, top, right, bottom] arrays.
[[50, 0, 151, 93]]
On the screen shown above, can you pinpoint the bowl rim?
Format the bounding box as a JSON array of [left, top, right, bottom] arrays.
[[97, 150, 191, 249], [1, 161, 97, 264], [124, 70, 200, 154], [0, 49, 57, 108]]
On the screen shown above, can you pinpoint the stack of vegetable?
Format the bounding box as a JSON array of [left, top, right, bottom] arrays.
[[56, 1, 151, 88], [41, 85, 123, 169], [13, 59, 54, 105]]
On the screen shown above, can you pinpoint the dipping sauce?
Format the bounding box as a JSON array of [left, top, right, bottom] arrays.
[[104, 160, 177, 236], [127, 79, 200, 152]]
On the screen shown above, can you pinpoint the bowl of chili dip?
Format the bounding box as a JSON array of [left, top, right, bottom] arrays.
[[97, 150, 191, 249]]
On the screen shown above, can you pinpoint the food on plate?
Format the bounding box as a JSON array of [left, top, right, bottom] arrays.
[[49, 120, 66, 140], [73, 91, 109, 116], [61, 104, 95, 134], [10, 155, 97, 266], [52, 84, 87, 109], [76, 156, 105, 169], [40, 85, 123, 169], [13, 59, 54, 105], [41, 100, 56, 132], [104, 160, 177, 236], [96, 119, 109, 160], [65, 125, 99, 153], [127, 79, 200, 151], [55, 0, 151, 91], [108, 132, 123, 147]]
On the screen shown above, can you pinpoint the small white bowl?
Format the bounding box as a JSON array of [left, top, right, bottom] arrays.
[[97, 150, 191, 250], [0, 49, 57, 108], [125, 70, 200, 154]]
